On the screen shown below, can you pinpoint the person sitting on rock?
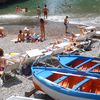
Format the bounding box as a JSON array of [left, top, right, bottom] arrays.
[[25, 32, 32, 42]]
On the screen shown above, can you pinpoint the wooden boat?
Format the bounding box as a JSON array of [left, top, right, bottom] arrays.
[[31, 67, 100, 100], [57, 54, 100, 74]]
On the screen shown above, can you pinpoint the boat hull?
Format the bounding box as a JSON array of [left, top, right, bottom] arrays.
[[32, 75, 95, 100]]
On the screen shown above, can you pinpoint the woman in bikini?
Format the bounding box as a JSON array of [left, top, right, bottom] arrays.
[[0, 48, 7, 75], [40, 18, 46, 41]]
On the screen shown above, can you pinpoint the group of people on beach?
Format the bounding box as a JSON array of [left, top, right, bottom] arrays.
[[15, 18, 46, 43], [16, 4, 49, 19], [15, 4, 48, 42]]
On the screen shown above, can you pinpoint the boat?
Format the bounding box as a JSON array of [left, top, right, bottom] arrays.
[[57, 54, 100, 74], [31, 67, 100, 100]]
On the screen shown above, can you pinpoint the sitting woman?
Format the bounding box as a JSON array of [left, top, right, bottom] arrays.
[[15, 30, 25, 43], [25, 32, 32, 42], [69, 32, 77, 42], [0, 48, 7, 76]]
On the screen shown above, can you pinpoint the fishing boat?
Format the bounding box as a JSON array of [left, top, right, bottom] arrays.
[[57, 55, 100, 74], [31, 67, 100, 100]]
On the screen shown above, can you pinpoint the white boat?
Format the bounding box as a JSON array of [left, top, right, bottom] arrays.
[[31, 67, 100, 100]]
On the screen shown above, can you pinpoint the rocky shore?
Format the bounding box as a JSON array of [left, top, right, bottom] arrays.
[[0, 20, 100, 100]]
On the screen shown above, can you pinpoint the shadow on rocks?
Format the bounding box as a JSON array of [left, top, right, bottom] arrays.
[[2, 74, 22, 88], [34, 92, 54, 100]]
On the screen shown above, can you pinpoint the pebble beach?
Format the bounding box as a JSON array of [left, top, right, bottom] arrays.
[[0, 20, 100, 100]]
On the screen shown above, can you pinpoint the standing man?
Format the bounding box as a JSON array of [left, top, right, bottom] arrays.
[[37, 6, 41, 18], [43, 4, 49, 19], [64, 16, 69, 33]]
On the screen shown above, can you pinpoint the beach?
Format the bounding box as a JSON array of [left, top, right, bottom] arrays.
[[0, 20, 100, 100]]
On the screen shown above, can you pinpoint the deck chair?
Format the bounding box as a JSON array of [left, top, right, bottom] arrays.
[[20, 49, 43, 76]]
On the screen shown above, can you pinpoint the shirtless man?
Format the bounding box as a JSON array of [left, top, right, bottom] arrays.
[[43, 4, 49, 19], [64, 16, 69, 33]]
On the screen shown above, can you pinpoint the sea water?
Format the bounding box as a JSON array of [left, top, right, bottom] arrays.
[[0, 0, 100, 26]]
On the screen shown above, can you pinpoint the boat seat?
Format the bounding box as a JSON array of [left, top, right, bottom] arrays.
[[54, 75, 68, 84], [75, 59, 92, 69], [86, 63, 100, 72]]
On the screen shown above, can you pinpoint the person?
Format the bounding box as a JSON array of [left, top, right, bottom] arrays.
[[77, 25, 87, 35], [0, 27, 5, 38], [25, 32, 32, 42], [40, 18, 46, 41], [76, 29, 96, 42], [25, 8, 28, 12], [16, 5, 21, 13], [21, 7, 28, 13], [15, 30, 25, 43], [37, 6, 41, 18], [64, 16, 69, 33], [69, 32, 76, 42], [24, 27, 30, 34], [0, 48, 7, 75], [43, 4, 49, 19]]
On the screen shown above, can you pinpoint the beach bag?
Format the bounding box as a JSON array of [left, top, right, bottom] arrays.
[[21, 62, 32, 76]]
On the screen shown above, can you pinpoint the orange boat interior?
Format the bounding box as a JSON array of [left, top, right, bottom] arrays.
[[47, 73, 100, 94], [67, 60, 100, 72]]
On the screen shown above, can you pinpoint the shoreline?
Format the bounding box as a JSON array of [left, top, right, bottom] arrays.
[[1, 15, 100, 27]]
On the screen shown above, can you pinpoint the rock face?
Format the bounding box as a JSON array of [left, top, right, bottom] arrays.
[[0, 0, 7, 3]]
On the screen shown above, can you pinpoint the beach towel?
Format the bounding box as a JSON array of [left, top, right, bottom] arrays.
[[26, 49, 43, 58], [11, 38, 17, 42]]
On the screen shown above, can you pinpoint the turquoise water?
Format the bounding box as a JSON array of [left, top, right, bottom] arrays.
[[0, 0, 100, 26], [0, 0, 45, 15], [0, 0, 100, 15]]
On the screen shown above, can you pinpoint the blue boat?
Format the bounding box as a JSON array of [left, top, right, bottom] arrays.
[[31, 67, 100, 100], [57, 54, 100, 75]]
